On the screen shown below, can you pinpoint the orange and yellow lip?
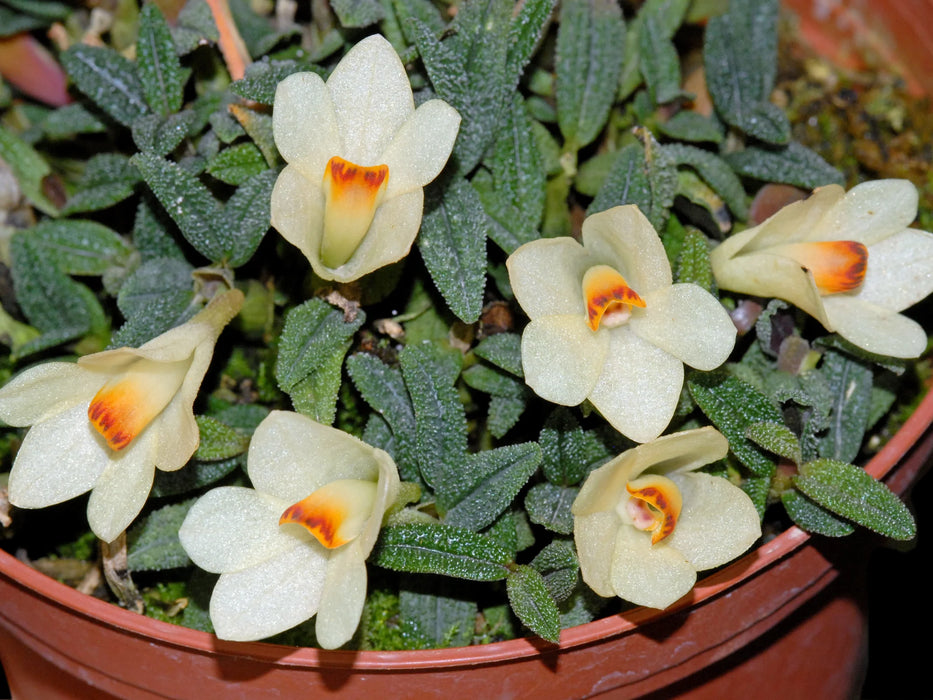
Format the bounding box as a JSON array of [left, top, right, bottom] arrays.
[[279, 478, 377, 549], [626, 474, 683, 544], [776, 240, 868, 295], [87, 360, 188, 451], [582, 265, 646, 331], [320, 156, 389, 268]]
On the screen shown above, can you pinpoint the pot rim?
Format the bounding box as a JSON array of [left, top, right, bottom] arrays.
[[2, 384, 931, 671]]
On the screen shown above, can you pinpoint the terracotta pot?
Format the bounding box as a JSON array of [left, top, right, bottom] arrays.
[[3, 2, 933, 698]]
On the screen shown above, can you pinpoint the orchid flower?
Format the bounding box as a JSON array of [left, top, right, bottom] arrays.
[[710, 179, 933, 358], [178, 410, 401, 648], [0, 289, 243, 543], [506, 205, 736, 443], [270, 34, 461, 283], [572, 427, 761, 609]]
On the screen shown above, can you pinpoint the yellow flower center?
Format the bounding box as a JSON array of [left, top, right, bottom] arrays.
[[624, 474, 683, 544], [279, 478, 377, 549], [320, 155, 389, 269], [582, 264, 646, 331], [88, 359, 190, 451], [772, 240, 868, 295]]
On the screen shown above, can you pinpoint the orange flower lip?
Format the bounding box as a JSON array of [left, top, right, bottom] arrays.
[[279, 478, 377, 549], [320, 156, 390, 268], [776, 240, 868, 295], [626, 474, 683, 544], [87, 360, 189, 451], [582, 264, 646, 331]]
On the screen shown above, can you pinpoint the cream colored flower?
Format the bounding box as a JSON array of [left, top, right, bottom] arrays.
[[572, 427, 760, 609], [506, 205, 736, 443], [178, 410, 400, 648], [0, 290, 243, 543], [711, 179, 933, 358], [270, 35, 461, 283]]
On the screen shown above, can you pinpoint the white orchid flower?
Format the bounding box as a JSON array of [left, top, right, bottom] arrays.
[[572, 427, 761, 609], [270, 34, 461, 282], [178, 410, 401, 648], [711, 179, 933, 358], [506, 205, 736, 443], [0, 289, 243, 543]]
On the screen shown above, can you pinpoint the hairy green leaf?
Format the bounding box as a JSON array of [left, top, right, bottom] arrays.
[[781, 489, 856, 537], [62, 153, 141, 214], [745, 420, 802, 465], [20, 219, 132, 276], [0, 125, 59, 216], [816, 350, 873, 463], [372, 524, 512, 581], [61, 44, 150, 127], [506, 564, 560, 642], [530, 538, 579, 603], [137, 3, 187, 116], [127, 500, 195, 571], [524, 482, 578, 535], [725, 141, 844, 189]]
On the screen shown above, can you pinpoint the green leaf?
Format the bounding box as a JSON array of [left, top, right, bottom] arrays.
[[675, 228, 715, 292], [9, 234, 95, 355], [530, 538, 579, 603], [275, 298, 365, 424], [442, 442, 542, 531], [331, 0, 384, 27], [657, 111, 724, 145], [372, 524, 512, 581], [505, 0, 558, 89], [131, 110, 197, 157], [61, 44, 150, 127], [639, 12, 684, 105], [816, 350, 873, 463], [230, 58, 319, 105], [133, 196, 186, 262], [111, 257, 197, 347], [0, 125, 59, 216], [171, 0, 220, 56], [702, 0, 789, 144], [725, 141, 844, 189], [206, 142, 268, 185], [554, 0, 625, 150], [688, 372, 782, 477], [665, 143, 749, 221], [136, 2, 187, 116], [524, 482, 579, 535], [476, 95, 546, 253], [539, 408, 611, 486], [462, 364, 526, 399], [399, 342, 468, 489], [745, 420, 802, 465], [20, 219, 132, 276], [62, 153, 141, 215], [506, 564, 560, 643], [127, 500, 195, 571], [589, 138, 678, 231], [781, 489, 855, 537], [194, 416, 250, 461], [151, 455, 244, 498], [473, 332, 523, 376], [221, 168, 275, 266], [347, 353, 420, 483], [796, 459, 916, 540], [41, 103, 108, 139], [399, 587, 476, 649], [418, 177, 487, 324]]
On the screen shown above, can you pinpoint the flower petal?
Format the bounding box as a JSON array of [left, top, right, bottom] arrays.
[[506, 238, 592, 319], [853, 228, 933, 311], [248, 411, 385, 503], [315, 547, 368, 649], [326, 35, 414, 165], [7, 402, 109, 509], [521, 314, 608, 406], [86, 428, 157, 542], [630, 284, 736, 370], [609, 524, 696, 609], [272, 71, 340, 176], [769, 240, 867, 294], [582, 264, 645, 331], [573, 511, 619, 598], [582, 206, 672, 293], [209, 542, 328, 641], [739, 184, 844, 251], [320, 156, 390, 268], [269, 165, 326, 268], [381, 99, 461, 197], [587, 329, 683, 443], [819, 179, 919, 246], [822, 295, 928, 358], [179, 486, 303, 573], [0, 361, 99, 426], [666, 472, 761, 570]]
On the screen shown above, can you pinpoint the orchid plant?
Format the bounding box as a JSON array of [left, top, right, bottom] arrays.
[[0, 0, 927, 651]]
